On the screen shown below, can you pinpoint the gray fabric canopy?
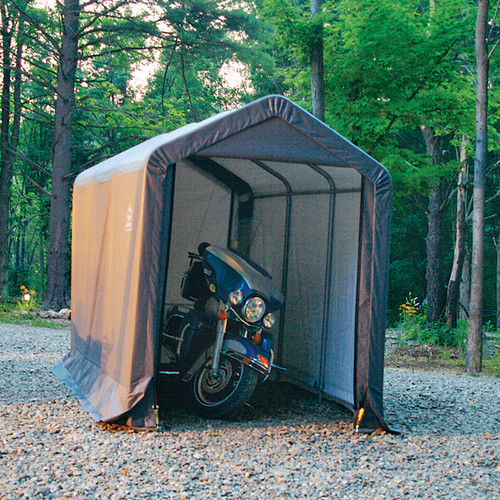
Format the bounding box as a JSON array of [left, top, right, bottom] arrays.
[[53, 95, 392, 431]]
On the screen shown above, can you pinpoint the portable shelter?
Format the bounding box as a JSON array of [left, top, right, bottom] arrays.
[[53, 95, 392, 431]]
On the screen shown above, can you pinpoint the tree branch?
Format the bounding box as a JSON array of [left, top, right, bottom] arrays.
[[77, 0, 134, 34], [161, 38, 179, 114], [180, 44, 197, 121], [488, 38, 500, 60], [78, 44, 166, 60], [439, 178, 457, 213], [8, 147, 51, 177], [486, 189, 500, 204], [11, 1, 60, 51], [488, 0, 500, 38], [64, 135, 150, 179], [16, 168, 51, 196], [486, 159, 500, 177]]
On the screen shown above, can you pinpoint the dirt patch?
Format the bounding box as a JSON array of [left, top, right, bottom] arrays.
[[385, 344, 464, 373]]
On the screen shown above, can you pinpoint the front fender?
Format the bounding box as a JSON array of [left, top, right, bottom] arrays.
[[180, 334, 272, 382], [222, 334, 272, 378]]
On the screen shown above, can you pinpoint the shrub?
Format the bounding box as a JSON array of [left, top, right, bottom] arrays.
[[397, 293, 467, 349]]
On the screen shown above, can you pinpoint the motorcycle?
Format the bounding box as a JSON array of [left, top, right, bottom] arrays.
[[160, 242, 284, 418]]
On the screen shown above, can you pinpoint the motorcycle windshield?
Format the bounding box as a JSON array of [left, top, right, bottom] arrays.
[[204, 246, 283, 311]]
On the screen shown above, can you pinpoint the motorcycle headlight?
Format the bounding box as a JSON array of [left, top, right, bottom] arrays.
[[263, 313, 276, 329], [228, 289, 243, 305], [243, 297, 265, 323]]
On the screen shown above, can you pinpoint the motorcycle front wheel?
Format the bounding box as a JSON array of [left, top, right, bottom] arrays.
[[192, 354, 259, 419]]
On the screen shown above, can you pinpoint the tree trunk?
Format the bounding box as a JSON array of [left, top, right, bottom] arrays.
[[0, 2, 13, 298], [39, 226, 45, 295], [426, 181, 446, 322], [495, 232, 500, 329], [466, 0, 489, 373], [0, 5, 22, 300], [44, 0, 81, 309], [460, 241, 471, 321], [310, 0, 325, 121], [421, 125, 447, 323], [446, 144, 468, 329]]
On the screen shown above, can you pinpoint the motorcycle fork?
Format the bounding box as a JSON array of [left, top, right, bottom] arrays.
[[211, 302, 230, 378]]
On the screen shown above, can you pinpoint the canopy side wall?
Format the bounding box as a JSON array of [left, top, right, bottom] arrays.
[[164, 160, 233, 308], [322, 191, 362, 405], [54, 155, 174, 427], [271, 193, 331, 387], [129, 159, 175, 428], [54, 167, 153, 422], [355, 176, 392, 430]]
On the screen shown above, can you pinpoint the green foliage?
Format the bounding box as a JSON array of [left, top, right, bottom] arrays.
[[7, 175, 49, 296], [321, 0, 475, 152], [387, 205, 427, 320], [398, 314, 468, 350], [397, 292, 468, 349], [263, 0, 322, 58], [0, 311, 68, 329]]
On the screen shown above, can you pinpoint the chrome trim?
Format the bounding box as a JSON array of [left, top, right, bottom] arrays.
[[162, 334, 183, 342], [262, 349, 275, 382], [177, 323, 191, 358], [271, 363, 287, 371], [211, 302, 229, 376], [164, 313, 185, 331], [223, 349, 271, 377]]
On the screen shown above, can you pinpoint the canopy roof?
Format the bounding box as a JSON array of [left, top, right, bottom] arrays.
[[54, 95, 392, 431]]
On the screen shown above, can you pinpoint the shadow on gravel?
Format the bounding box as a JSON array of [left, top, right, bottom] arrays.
[[156, 377, 352, 431]]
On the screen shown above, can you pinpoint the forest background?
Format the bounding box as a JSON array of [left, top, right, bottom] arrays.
[[0, 0, 499, 371]]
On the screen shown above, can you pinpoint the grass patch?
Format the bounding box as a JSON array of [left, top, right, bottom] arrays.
[[392, 314, 500, 377], [483, 355, 500, 377], [0, 311, 69, 329], [0, 301, 69, 329], [438, 348, 466, 371]]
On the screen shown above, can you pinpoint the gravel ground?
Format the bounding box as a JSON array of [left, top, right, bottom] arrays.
[[0, 323, 498, 499]]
